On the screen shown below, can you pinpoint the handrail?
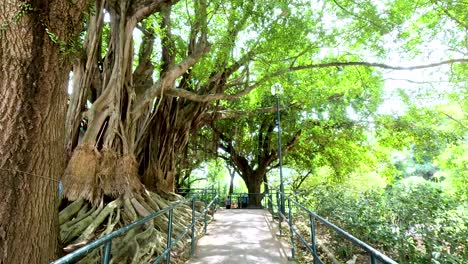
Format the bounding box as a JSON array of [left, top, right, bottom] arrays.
[[176, 187, 211, 191], [265, 191, 398, 264], [52, 185, 218, 264], [151, 196, 218, 264]]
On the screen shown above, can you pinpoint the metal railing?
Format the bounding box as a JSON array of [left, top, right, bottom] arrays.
[[265, 191, 398, 264], [222, 193, 265, 209], [52, 185, 218, 264]]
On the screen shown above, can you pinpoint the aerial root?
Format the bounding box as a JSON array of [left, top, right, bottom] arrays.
[[59, 198, 85, 225], [97, 148, 119, 197], [61, 205, 101, 244], [75, 199, 122, 243], [123, 196, 139, 223], [102, 207, 120, 236]]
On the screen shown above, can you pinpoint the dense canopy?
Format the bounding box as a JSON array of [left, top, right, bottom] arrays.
[[0, 0, 466, 263]]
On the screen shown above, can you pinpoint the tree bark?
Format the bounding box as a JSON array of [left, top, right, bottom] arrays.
[[141, 98, 207, 192], [246, 174, 263, 207], [229, 166, 235, 195], [0, 1, 89, 263]]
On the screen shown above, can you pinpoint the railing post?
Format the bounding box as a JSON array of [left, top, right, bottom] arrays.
[[287, 199, 295, 260], [204, 201, 208, 234], [276, 191, 283, 236], [270, 192, 274, 221], [215, 185, 218, 211], [270, 192, 273, 210], [309, 213, 317, 264], [203, 188, 207, 204], [166, 207, 173, 264], [211, 185, 215, 216], [191, 197, 196, 256], [266, 192, 270, 210], [370, 253, 377, 264], [102, 240, 112, 264]]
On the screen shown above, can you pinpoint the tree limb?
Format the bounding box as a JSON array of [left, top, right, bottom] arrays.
[[292, 170, 313, 190], [441, 112, 468, 129], [128, 0, 181, 22], [287, 58, 468, 72], [204, 104, 298, 120], [163, 58, 467, 103], [431, 0, 468, 29], [284, 130, 302, 153], [132, 39, 210, 117]]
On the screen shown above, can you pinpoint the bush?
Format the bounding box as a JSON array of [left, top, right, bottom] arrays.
[[306, 179, 467, 263]]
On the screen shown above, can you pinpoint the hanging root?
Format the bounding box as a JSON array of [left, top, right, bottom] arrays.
[[97, 148, 119, 197], [60, 188, 208, 263], [116, 155, 144, 194], [61, 144, 100, 203]]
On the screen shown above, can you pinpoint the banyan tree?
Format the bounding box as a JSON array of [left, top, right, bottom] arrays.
[[43, 2, 468, 260], [58, 0, 297, 261]]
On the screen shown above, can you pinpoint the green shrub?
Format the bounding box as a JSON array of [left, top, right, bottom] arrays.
[[306, 179, 467, 263]]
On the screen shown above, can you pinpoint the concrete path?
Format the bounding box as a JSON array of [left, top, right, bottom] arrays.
[[186, 209, 290, 264]]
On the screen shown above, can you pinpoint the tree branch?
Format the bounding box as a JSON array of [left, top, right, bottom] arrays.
[[188, 177, 207, 185], [431, 0, 468, 29], [132, 39, 210, 117], [331, 0, 384, 30], [128, 0, 181, 22], [164, 58, 467, 103], [284, 130, 302, 153], [287, 58, 468, 72], [133, 25, 155, 96], [441, 112, 468, 130], [292, 170, 313, 190], [205, 104, 298, 120], [160, 3, 175, 72]]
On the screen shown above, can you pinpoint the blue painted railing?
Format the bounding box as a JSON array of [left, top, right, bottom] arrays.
[[265, 191, 398, 264], [52, 185, 218, 264]]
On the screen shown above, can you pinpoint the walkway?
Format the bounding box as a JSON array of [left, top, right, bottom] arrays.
[[187, 209, 290, 264]]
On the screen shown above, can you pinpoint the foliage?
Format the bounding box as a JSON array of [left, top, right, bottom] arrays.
[[391, 148, 439, 180], [303, 178, 467, 263], [1, 0, 466, 261], [436, 143, 468, 202]]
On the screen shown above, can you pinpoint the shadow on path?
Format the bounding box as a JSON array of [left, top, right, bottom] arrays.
[[186, 209, 290, 264]]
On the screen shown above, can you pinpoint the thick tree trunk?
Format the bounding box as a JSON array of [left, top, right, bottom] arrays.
[[246, 175, 263, 208], [228, 166, 235, 195], [246, 184, 262, 207], [216, 117, 301, 209], [0, 1, 88, 262], [141, 98, 207, 192], [229, 174, 235, 195], [143, 167, 176, 193], [62, 1, 209, 196]]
